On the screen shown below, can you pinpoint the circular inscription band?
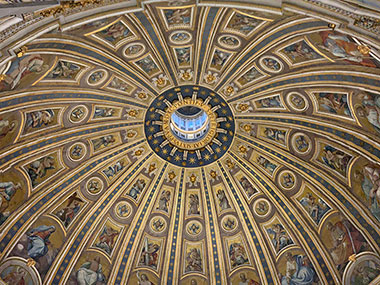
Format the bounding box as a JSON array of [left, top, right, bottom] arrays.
[[162, 97, 217, 150], [144, 85, 235, 167]]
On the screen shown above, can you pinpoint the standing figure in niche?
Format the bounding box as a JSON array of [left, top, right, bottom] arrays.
[[55, 199, 82, 228], [322, 145, 351, 175], [264, 128, 285, 143], [1, 54, 45, 90], [318, 31, 376, 67], [76, 257, 106, 285], [217, 189, 231, 211], [239, 177, 256, 197], [280, 253, 316, 285], [266, 224, 293, 252], [25, 109, 54, 130], [95, 226, 119, 255], [26, 156, 55, 187], [139, 239, 160, 269], [185, 248, 202, 272], [229, 242, 249, 267], [128, 179, 146, 200], [326, 220, 367, 272], [27, 225, 56, 260], [355, 164, 380, 222], [94, 107, 114, 118], [157, 190, 171, 212], [258, 96, 282, 108], [93, 135, 115, 151], [357, 92, 380, 134], [188, 193, 200, 215], [257, 156, 277, 173], [299, 193, 330, 225]]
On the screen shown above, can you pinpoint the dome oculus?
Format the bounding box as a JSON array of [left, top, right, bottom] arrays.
[[144, 85, 235, 167], [170, 106, 210, 142]]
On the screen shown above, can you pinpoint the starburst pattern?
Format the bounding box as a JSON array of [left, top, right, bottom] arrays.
[[1, 3, 378, 285]]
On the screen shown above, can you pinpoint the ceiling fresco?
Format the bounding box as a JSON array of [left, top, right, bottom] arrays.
[[0, 0, 379, 284]]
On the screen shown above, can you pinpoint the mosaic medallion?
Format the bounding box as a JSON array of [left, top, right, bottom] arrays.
[[150, 216, 167, 233], [221, 215, 238, 232], [68, 142, 86, 161], [291, 132, 312, 155], [87, 69, 108, 86], [278, 170, 297, 190], [69, 105, 88, 123], [145, 85, 235, 167], [286, 92, 309, 112], [186, 220, 202, 236], [114, 201, 132, 219], [86, 177, 104, 195], [253, 198, 271, 218]]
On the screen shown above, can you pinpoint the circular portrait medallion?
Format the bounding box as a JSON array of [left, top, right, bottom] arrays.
[[186, 220, 202, 236], [69, 105, 88, 123], [68, 142, 87, 161], [150, 216, 167, 233], [114, 201, 132, 219], [259, 56, 283, 73], [278, 170, 297, 190], [221, 215, 238, 232], [253, 198, 272, 218], [86, 177, 104, 195]]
